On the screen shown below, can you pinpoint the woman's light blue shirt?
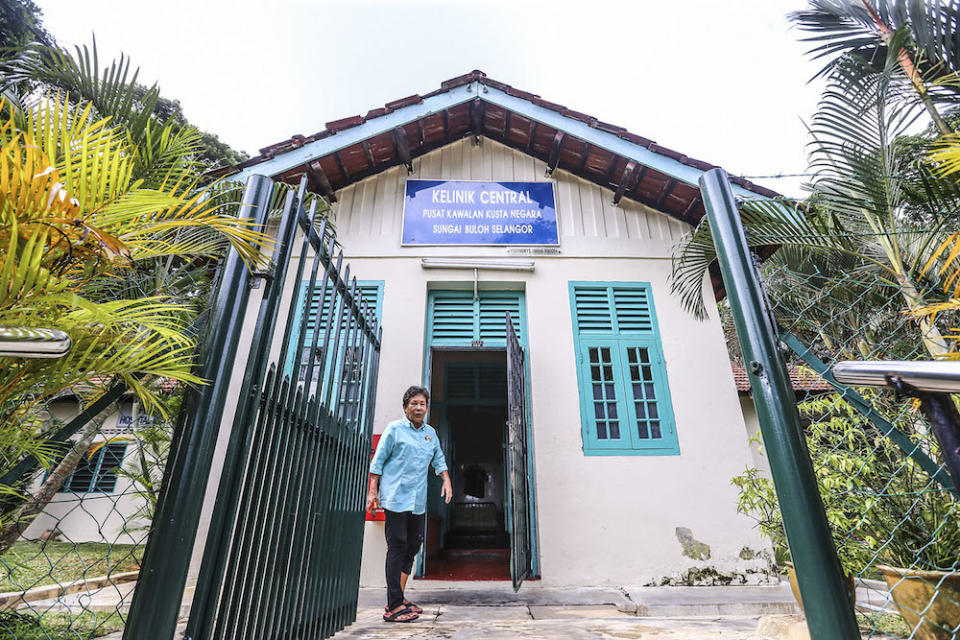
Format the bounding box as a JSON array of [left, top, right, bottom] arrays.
[[370, 417, 448, 515]]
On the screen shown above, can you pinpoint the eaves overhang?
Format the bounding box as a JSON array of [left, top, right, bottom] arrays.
[[210, 71, 784, 298]]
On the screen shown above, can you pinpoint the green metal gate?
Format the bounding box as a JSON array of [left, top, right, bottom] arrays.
[[123, 175, 382, 640], [505, 312, 532, 590]]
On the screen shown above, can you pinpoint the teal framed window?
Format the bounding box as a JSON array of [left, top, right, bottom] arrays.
[[568, 282, 678, 456], [57, 443, 127, 493], [286, 281, 383, 418]]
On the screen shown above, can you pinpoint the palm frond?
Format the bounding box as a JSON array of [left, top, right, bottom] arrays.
[[1, 38, 158, 145], [791, 0, 960, 85], [670, 198, 841, 319]]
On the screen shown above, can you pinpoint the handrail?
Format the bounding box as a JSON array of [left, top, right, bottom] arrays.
[[0, 326, 71, 358], [832, 361, 960, 394]]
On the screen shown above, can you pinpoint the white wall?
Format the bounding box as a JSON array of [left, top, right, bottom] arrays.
[[333, 138, 770, 586]]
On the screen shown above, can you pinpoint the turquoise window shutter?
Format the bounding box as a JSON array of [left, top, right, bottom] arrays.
[[284, 281, 384, 395], [569, 282, 678, 456], [427, 290, 524, 347]]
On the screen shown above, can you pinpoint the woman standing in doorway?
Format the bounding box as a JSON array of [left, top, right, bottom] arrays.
[[367, 385, 453, 623]]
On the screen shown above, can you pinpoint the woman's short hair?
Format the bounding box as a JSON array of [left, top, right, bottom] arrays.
[[402, 385, 430, 407]]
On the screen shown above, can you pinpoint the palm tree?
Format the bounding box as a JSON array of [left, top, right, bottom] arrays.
[[791, 0, 960, 135], [670, 58, 955, 357], [0, 87, 268, 539]]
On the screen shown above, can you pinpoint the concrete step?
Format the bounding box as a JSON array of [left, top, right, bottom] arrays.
[[623, 585, 800, 617]]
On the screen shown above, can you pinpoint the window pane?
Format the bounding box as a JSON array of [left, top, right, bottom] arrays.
[[93, 444, 126, 492], [587, 344, 619, 442], [596, 421, 608, 439], [625, 346, 663, 442], [636, 419, 649, 439]]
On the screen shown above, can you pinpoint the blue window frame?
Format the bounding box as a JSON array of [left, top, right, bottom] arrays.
[[569, 282, 679, 456], [58, 443, 127, 493]]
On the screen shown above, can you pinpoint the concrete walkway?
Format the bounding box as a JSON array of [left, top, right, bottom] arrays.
[[330, 582, 800, 639], [49, 580, 904, 639]]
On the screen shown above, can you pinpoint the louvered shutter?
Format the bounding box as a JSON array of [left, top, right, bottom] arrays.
[[572, 285, 652, 335], [286, 281, 383, 377], [445, 363, 508, 403], [428, 290, 524, 346]]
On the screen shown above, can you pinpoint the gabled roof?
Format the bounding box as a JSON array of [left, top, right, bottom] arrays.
[[212, 70, 781, 232]]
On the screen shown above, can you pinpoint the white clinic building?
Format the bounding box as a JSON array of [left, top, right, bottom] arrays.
[[53, 71, 781, 589]]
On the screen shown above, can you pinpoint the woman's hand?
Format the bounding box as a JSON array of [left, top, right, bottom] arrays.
[[440, 470, 453, 504]]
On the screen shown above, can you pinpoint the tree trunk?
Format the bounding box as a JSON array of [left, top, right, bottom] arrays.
[[0, 417, 102, 554], [897, 274, 950, 358], [859, 0, 954, 136]]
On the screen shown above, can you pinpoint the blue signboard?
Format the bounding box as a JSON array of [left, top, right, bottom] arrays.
[[402, 180, 558, 245]]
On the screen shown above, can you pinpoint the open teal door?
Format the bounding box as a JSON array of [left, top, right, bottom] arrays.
[[505, 312, 532, 590]]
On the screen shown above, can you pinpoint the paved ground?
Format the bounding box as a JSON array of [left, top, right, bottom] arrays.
[[328, 583, 799, 639], [32, 579, 902, 639]]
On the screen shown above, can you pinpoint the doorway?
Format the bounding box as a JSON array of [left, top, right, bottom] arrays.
[[422, 351, 511, 580]]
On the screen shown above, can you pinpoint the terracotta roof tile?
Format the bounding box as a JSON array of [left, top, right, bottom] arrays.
[[324, 115, 365, 133], [212, 70, 785, 227], [385, 95, 423, 110], [731, 362, 834, 393]]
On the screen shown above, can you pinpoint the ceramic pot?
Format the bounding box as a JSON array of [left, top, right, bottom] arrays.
[[785, 561, 856, 611], [877, 565, 960, 640]]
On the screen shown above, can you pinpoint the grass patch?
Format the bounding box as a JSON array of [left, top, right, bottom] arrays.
[[856, 611, 911, 638], [0, 610, 124, 639], [0, 542, 142, 593]]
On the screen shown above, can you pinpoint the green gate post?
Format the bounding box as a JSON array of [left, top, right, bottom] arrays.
[[700, 169, 859, 639], [123, 175, 275, 640]]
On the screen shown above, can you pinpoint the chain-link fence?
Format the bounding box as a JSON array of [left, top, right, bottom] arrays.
[[0, 384, 179, 640], [734, 262, 960, 639]]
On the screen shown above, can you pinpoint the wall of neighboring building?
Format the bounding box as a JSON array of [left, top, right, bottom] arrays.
[[739, 395, 771, 475], [308, 137, 771, 587], [23, 401, 149, 546]]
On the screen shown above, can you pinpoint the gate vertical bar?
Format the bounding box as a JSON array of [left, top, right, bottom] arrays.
[[124, 175, 274, 640], [700, 168, 859, 639]]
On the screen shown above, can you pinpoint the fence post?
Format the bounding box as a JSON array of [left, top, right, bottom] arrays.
[[123, 175, 275, 640], [700, 168, 859, 639]]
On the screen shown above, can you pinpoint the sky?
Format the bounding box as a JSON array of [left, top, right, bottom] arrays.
[[34, 0, 828, 197]]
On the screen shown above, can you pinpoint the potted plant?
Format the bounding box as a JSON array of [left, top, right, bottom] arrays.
[[733, 395, 960, 640], [731, 466, 859, 611], [734, 392, 960, 638], [865, 454, 960, 640]]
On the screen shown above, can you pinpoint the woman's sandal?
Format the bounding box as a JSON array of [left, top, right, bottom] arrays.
[[384, 601, 423, 615], [383, 606, 419, 623]]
